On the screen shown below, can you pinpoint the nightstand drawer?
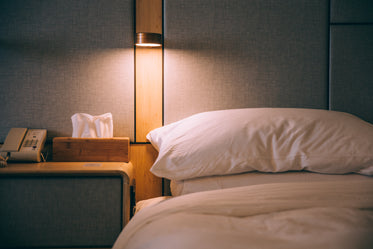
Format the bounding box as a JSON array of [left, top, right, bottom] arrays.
[[0, 162, 133, 248]]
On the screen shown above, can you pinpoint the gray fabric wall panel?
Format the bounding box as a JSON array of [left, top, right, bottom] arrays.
[[0, 0, 134, 142], [330, 26, 373, 123], [164, 0, 328, 124], [331, 0, 373, 23]]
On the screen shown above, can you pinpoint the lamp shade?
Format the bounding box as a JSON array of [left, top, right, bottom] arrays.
[[136, 32, 162, 47]]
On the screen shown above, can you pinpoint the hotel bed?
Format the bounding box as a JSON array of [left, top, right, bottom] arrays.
[[113, 108, 373, 249]]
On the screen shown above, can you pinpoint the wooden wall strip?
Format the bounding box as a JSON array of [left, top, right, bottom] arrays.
[[135, 48, 163, 142], [136, 0, 162, 33], [132, 0, 163, 200], [131, 144, 162, 201], [135, 0, 163, 142]]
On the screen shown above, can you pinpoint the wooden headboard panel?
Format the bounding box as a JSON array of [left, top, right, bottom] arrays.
[[164, 0, 373, 124]]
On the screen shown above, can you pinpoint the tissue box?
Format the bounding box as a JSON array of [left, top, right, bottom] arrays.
[[53, 137, 130, 162]]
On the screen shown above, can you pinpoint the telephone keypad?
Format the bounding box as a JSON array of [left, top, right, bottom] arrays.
[[23, 139, 39, 148]]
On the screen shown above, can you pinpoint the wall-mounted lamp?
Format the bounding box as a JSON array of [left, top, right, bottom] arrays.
[[136, 32, 162, 47]]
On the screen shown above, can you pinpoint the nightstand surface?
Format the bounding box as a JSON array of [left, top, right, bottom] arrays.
[[0, 161, 133, 180]]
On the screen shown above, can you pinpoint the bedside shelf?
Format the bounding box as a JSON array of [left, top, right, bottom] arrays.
[[0, 161, 133, 177]]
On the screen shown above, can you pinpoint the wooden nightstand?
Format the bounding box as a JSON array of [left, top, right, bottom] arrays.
[[0, 162, 134, 248]]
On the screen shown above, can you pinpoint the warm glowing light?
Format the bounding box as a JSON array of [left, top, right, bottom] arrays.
[[136, 43, 162, 47]]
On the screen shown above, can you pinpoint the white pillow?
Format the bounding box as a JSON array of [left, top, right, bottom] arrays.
[[146, 108, 373, 180]]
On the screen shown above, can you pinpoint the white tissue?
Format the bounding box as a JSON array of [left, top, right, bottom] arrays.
[[71, 113, 113, 138]]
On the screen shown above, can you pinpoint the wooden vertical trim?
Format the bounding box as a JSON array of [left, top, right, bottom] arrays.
[[136, 0, 162, 33], [135, 0, 163, 142], [133, 0, 163, 200], [135, 48, 163, 142], [131, 144, 162, 201]]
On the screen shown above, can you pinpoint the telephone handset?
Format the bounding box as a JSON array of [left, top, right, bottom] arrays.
[[1, 128, 47, 163]]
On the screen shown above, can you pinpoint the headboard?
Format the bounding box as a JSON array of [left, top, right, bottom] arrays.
[[0, 0, 135, 141], [330, 0, 373, 124], [164, 0, 373, 124]]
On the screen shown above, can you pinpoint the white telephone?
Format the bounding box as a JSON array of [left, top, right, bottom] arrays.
[[0, 128, 47, 163]]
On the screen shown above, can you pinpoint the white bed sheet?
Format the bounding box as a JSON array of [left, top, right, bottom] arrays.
[[114, 180, 373, 249], [171, 171, 371, 196]]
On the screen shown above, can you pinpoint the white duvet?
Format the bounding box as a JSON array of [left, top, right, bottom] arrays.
[[113, 180, 373, 249]]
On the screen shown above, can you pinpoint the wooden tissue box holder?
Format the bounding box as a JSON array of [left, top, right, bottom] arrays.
[[53, 137, 130, 162]]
